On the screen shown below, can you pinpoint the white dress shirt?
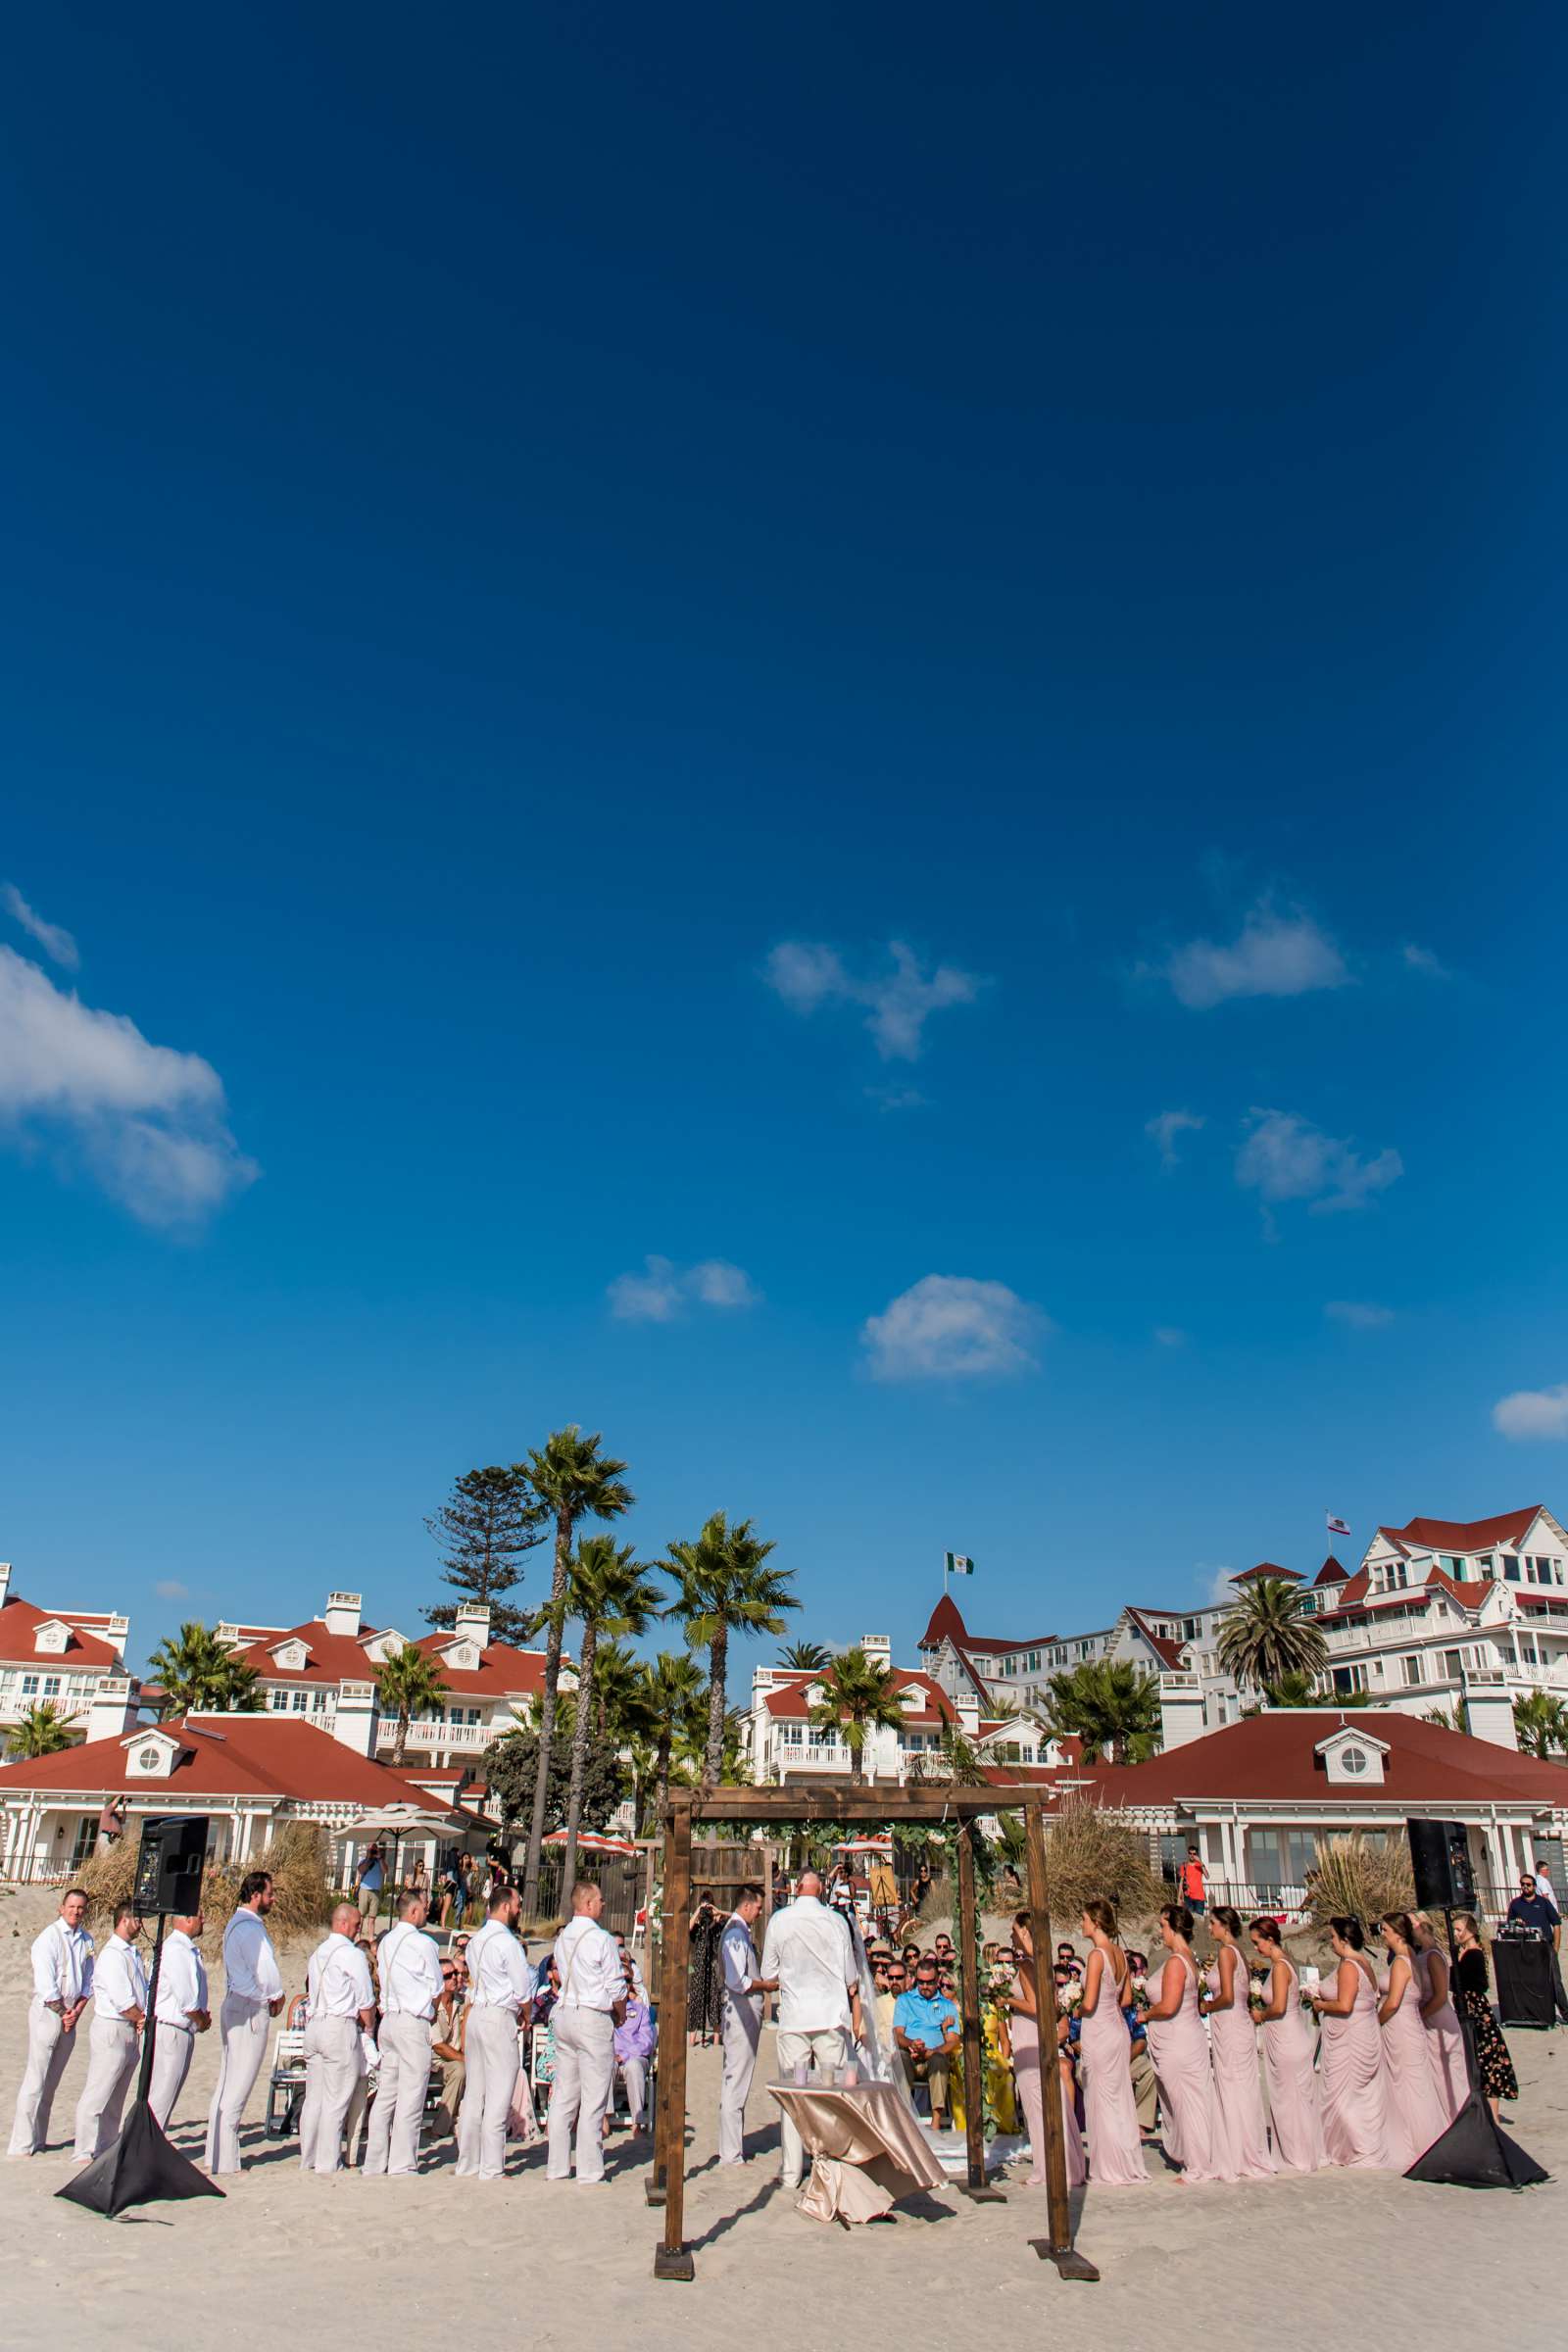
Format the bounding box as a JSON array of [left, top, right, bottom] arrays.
[[377, 1919, 444, 2020], [553, 1915, 624, 2013], [93, 1933, 149, 2021], [154, 1929, 209, 2031], [29, 1919, 94, 2007], [760, 1896, 856, 2033], [222, 1906, 284, 2003], [305, 1932, 374, 2021], [466, 1918, 536, 2014], [721, 1915, 762, 2005]]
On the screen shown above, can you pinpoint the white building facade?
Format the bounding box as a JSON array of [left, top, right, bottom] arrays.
[[0, 1562, 132, 1751]]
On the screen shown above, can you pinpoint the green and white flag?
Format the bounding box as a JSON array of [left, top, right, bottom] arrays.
[[944, 1551, 975, 1576]]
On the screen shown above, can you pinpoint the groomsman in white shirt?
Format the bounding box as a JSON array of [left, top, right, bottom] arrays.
[[74, 1902, 149, 2162], [298, 1903, 375, 2174], [548, 1881, 627, 2185], [760, 1870, 860, 2189], [8, 1887, 94, 2156], [149, 1909, 212, 2132], [205, 1870, 286, 2174], [363, 1888, 444, 2176], [457, 1885, 534, 2180], [717, 1883, 767, 2166]]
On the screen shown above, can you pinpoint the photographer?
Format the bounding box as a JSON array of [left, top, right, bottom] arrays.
[[687, 1887, 724, 2043]]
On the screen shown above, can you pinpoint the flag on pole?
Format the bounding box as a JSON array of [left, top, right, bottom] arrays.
[[944, 1551, 975, 1576], [1326, 1513, 1350, 1538]]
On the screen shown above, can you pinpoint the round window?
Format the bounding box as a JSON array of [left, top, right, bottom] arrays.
[[136, 1745, 161, 1771], [1339, 1744, 1368, 1775]]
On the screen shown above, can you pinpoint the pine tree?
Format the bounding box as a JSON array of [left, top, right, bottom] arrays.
[[423, 1464, 545, 1643]]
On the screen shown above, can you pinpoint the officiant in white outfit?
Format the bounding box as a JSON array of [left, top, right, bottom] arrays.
[[717, 1882, 766, 2166], [760, 1870, 861, 2189]]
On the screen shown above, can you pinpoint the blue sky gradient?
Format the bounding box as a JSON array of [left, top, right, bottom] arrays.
[[3, 4, 1566, 1674]]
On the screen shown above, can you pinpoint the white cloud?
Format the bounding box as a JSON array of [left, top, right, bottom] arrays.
[[2, 883, 78, 971], [1163, 900, 1348, 1010], [1152, 1325, 1188, 1348], [1402, 943, 1449, 978], [764, 938, 981, 1062], [1493, 1384, 1568, 1442], [608, 1254, 760, 1322], [1325, 1299, 1395, 1329], [1236, 1109, 1402, 1217], [1147, 1107, 1204, 1167], [860, 1274, 1043, 1382], [0, 944, 257, 1226], [155, 1579, 190, 1602], [1199, 1564, 1239, 1606]]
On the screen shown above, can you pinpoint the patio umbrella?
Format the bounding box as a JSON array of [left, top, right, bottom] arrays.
[[349, 1804, 471, 1900], [541, 1829, 638, 1856]]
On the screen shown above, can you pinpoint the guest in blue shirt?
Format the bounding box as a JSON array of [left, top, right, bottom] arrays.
[[893, 1957, 960, 2131]]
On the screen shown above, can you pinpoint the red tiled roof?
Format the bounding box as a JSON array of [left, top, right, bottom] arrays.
[[1313, 1556, 1348, 1586], [0, 1715, 445, 1806], [1232, 1562, 1300, 1584], [1381, 1508, 1544, 1556], [763, 1669, 957, 1727], [1068, 1711, 1568, 1809], [232, 1617, 560, 1697], [1122, 1610, 1187, 1670], [0, 1592, 122, 1671], [915, 1596, 1054, 1656]]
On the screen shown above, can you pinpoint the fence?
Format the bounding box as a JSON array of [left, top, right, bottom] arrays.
[[1156, 1874, 1525, 1931]]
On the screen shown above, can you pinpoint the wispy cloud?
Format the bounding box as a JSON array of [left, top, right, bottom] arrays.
[[1402, 943, 1449, 979], [1236, 1109, 1402, 1220], [1161, 899, 1348, 1010], [2, 882, 79, 971], [1152, 1325, 1188, 1348], [1147, 1107, 1204, 1168], [0, 944, 257, 1227], [1199, 1563, 1239, 1606], [155, 1579, 191, 1602], [608, 1254, 760, 1323], [1325, 1299, 1395, 1329], [764, 938, 981, 1062], [1493, 1383, 1568, 1442], [860, 1274, 1044, 1382]]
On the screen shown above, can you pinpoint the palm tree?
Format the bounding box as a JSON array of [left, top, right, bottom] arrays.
[[778, 1639, 833, 1671], [7, 1702, 75, 1759], [1512, 1690, 1568, 1758], [1216, 1578, 1328, 1696], [908, 1721, 988, 1788], [588, 1638, 645, 1747], [636, 1650, 708, 1819], [1422, 1702, 1470, 1736], [560, 1539, 663, 1886], [519, 1427, 634, 1910], [1043, 1659, 1161, 1764], [147, 1622, 264, 1714], [665, 1511, 798, 1782], [1262, 1669, 1321, 1708], [808, 1646, 907, 1785], [372, 1642, 450, 1768]]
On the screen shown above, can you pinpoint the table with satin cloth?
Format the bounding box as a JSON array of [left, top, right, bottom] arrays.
[[766, 2081, 949, 2222]]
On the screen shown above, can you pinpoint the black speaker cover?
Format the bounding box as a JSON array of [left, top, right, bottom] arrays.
[[131, 1814, 210, 1916], [1404, 2089, 1548, 2191], [1406, 1818, 1474, 1910], [1494, 1938, 1556, 2029], [55, 2098, 224, 2219]]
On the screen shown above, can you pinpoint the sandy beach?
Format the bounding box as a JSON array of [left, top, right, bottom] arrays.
[[3, 1887, 1560, 2349]]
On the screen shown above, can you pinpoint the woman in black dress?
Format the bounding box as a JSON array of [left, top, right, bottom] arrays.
[[1451, 1911, 1518, 2118], [686, 1887, 725, 2042]]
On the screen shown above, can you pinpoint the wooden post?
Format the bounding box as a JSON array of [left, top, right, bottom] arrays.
[[956, 1821, 1004, 2199], [1024, 1801, 1099, 2282], [654, 1793, 696, 2280], [646, 1825, 674, 2208]]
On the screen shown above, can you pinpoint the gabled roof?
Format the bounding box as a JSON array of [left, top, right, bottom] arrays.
[[915, 1596, 1054, 1656], [1231, 1562, 1300, 1585], [0, 1715, 443, 1805], [1121, 1609, 1187, 1670], [1313, 1556, 1348, 1586], [763, 1668, 958, 1728], [1071, 1710, 1568, 1809], [232, 1617, 561, 1698], [0, 1592, 122, 1671], [1379, 1507, 1544, 1556]]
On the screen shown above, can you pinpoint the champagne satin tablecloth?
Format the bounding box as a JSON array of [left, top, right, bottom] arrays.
[[766, 2081, 949, 2223]]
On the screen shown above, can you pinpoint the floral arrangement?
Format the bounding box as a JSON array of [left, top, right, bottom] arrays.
[[1054, 1974, 1085, 2014], [984, 1961, 1015, 2009], [1128, 1971, 1149, 2008], [1247, 1967, 1270, 2022]]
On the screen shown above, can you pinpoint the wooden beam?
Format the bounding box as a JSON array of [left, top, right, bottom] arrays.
[[1024, 1801, 1099, 2282], [956, 1820, 1004, 2199], [686, 1784, 1037, 1823], [654, 1796, 696, 2280]]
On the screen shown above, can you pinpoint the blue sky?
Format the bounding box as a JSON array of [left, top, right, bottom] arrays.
[[3, 4, 1566, 1678]]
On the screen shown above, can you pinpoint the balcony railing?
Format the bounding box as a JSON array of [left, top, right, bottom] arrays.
[[374, 1718, 494, 1753]]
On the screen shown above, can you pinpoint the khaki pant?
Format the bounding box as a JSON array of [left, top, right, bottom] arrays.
[[1130, 2037, 1158, 2131], [547, 2006, 616, 2182], [8, 2000, 80, 2156], [718, 1995, 761, 2164], [205, 1996, 270, 2173], [298, 2014, 364, 2175], [455, 2005, 517, 2179], [432, 2056, 466, 2134], [363, 2011, 432, 2176], [74, 2014, 140, 2160], [775, 2026, 850, 2185], [148, 2024, 195, 2131]]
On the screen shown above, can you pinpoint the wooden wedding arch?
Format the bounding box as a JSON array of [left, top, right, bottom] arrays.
[[647, 1782, 1098, 2283]]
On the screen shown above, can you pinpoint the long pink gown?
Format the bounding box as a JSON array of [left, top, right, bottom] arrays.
[[1318, 1958, 1401, 2170], [1380, 1961, 1449, 2162], [1076, 1952, 1148, 2185], [1146, 1952, 1233, 2182], [1207, 1950, 1276, 2178], [1011, 2010, 1086, 2188], [1259, 1959, 1323, 2172], [1411, 1947, 1468, 2124]]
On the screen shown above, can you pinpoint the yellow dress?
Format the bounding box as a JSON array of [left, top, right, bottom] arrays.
[[949, 2008, 1019, 2136]]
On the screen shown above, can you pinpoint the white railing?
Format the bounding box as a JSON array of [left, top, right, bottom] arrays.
[[374, 1718, 493, 1753]]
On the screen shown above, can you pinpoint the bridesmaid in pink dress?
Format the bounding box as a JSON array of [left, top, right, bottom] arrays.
[[1202, 1907, 1276, 2178], [1308, 1917, 1402, 2169], [1247, 1916, 1323, 2171], [1377, 1913, 1450, 2161], [1143, 1904, 1234, 2182], [1074, 1899, 1148, 2184], [1006, 1914, 1086, 2188], [1410, 1913, 1468, 2124]]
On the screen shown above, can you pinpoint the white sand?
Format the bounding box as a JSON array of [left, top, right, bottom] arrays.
[[2, 1886, 1560, 2348]]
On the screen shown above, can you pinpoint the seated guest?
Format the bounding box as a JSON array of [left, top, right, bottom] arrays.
[[613, 1932, 648, 2001], [894, 1955, 959, 2131], [612, 1957, 657, 2136], [430, 1958, 466, 2135]]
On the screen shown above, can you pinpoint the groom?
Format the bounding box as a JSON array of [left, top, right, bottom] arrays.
[[760, 1869, 861, 2189]]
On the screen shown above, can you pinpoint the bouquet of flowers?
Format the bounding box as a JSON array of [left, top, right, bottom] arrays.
[[1054, 1974, 1085, 2015], [985, 1960, 1015, 2008], [1129, 1971, 1150, 2009], [1247, 1968, 1270, 2023]]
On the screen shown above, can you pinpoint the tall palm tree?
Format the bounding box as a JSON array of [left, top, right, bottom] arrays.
[[560, 1539, 663, 1886], [372, 1642, 451, 1768], [1512, 1690, 1568, 1758], [147, 1623, 264, 1714], [665, 1511, 798, 1782], [636, 1650, 708, 1819], [1043, 1659, 1160, 1764], [778, 1639, 833, 1671], [519, 1427, 633, 1909], [1215, 1578, 1328, 1695], [6, 1701, 75, 1759], [907, 1721, 988, 1788], [588, 1638, 645, 1747], [808, 1646, 908, 1785], [1263, 1669, 1321, 1709]]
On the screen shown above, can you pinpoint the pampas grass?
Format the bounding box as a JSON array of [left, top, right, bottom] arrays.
[[1040, 1795, 1162, 1930], [75, 1819, 333, 1942], [1306, 1832, 1416, 1929]]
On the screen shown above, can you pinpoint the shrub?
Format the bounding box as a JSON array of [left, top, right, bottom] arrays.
[[75, 1818, 332, 1941], [1040, 1795, 1162, 1929], [1306, 1832, 1415, 1930]]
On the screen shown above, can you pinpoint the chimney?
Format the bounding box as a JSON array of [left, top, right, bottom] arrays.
[[1159, 1672, 1207, 1751], [1463, 1677, 1520, 1749], [323, 1592, 363, 1640], [334, 1680, 378, 1757], [956, 1690, 980, 1733], [454, 1603, 491, 1650], [84, 1674, 139, 1742], [859, 1635, 892, 1669], [0, 1563, 11, 1607]]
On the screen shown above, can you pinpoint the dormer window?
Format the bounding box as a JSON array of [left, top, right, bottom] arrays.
[[270, 1640, 309, 1672], [1316, 1726, 1389, 1787], [33, 1621, 70, 1654], [445, 1643, 476, 1671]]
